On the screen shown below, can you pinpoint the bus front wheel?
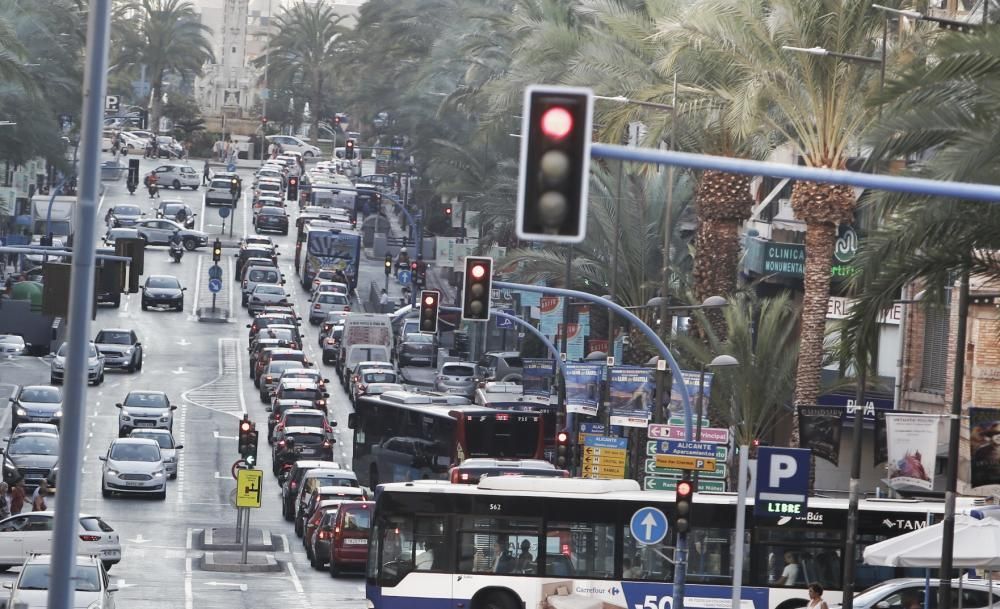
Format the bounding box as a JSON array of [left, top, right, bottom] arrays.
[[473, 590, 519, 609]]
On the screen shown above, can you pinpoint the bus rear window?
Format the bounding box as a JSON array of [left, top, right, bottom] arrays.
[[464, 415, 540, 459]]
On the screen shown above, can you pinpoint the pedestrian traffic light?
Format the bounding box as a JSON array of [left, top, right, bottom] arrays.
[[419, 290, 440, 334], [556, 430, 570, 468], [516, 85, 593, 244], [261, 116, 268, 125], [443, 204, 452, 217], [212, 239, 222, 263], [384, 254, 392, 276], [462, 256, 493, 321], [345, 139, 356, 160], [115, 237, 144, 293], [675, 477, 695, 534], [287, 176, 298, 201]]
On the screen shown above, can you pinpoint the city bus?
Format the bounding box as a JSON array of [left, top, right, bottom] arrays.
[[475, 382, 558, 463], [348, 390, 546, 487], [365, 476, 985, 609], [297, 226, 361, 290]]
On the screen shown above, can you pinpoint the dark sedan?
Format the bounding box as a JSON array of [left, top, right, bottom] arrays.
[[254, 206, 289, 235], [141, 275, 186, 311], [9, 385, 62, 431], [109, 203, 144, 227], [156, 201, 196, 229], [397, 332, 437, 367]]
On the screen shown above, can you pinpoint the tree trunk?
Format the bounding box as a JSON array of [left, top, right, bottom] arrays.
[[310, 75, 322, 146], [691, 170, 753, 340], [149, 80, 164, 135]]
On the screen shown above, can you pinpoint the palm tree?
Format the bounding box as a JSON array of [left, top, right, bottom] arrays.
[[259, 2, 348, 145], [115, 0, 213, 134], [656, 0, 885, 418]]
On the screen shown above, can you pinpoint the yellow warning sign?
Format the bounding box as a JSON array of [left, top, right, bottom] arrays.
[[236, 468, 263, 508]]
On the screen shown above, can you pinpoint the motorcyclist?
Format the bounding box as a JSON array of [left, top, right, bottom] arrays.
[[175, 207, 188, 227], [145, 171, 159, 198], [169, 230, 183, 261], [395, 247, 410, 272]]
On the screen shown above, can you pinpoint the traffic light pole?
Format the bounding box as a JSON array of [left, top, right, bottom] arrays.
[[50, 1, 112, 609]]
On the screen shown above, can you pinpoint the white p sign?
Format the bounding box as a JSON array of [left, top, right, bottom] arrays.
[[769, 454, 798, 487], [755, 446, 810, 514]]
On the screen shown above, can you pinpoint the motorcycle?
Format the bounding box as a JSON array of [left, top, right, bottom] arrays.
[[126, 178, 137, 195], [147, 182, 158, 198], [169, 242, 184, 263]]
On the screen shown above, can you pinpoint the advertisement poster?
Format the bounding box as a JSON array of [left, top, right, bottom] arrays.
[[539, 296, 563, 337], [609, 366, 655, 427], [970, 407, 1000, 487], [797, 406, 843, 466], [668, 370, 713, 416], [522, 359, 555, 397], [561, 323, 585, 362], [885, 413, 940, 491], [564, 363, 604, 417]]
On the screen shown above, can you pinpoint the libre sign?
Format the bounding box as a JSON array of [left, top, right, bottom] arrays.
[[754, 447, 810, 517]]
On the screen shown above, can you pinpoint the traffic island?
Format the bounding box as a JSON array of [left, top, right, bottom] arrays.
[[199, 527, 275, 552], [197, 305, 229, 323], [199, 551, 282, 573]]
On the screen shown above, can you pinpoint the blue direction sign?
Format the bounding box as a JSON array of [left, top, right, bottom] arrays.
[[397, 269, 412, 285], [583, 435, 628, 450], [630, 507, 668, 546], [656, 440, 719, 459], [495, 308, 516, 329], [208, 265, 223, 280], [755, 447, 811, 517], [227, 162, 237, 173], [218, 206, 231, 219], [208, 278, 223, 293]]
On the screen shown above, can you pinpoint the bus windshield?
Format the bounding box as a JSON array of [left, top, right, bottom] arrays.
[[463, 413, 541, 459]]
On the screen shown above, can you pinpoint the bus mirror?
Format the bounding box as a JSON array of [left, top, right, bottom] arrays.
[[347, 413, 356, 429]]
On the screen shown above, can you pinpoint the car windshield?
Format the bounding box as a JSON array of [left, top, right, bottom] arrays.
[[268, 361, 300, 374], [248, 270, 279, 283], [123, 392, 168, 408], [162, 204, 182, 215], [18, 564, 101, 592], [131, 432, 172, 448], [8, 435, 58, 455], [285, 413, 324, 427], [318, 294, 347, 304], [210, 179, 231, 189], [260, 328, 295, 342], [280, 389, 319, 401], [314, 475, 359, 488], [147, 277, 180, 289], [110, 442, 160, 462], [255, 285, 284, 295], [95, 330, 131, 345], [20, 387, 61, 403], [113, 205, 141, 215], [443, 365, 474, 377], [363, 371, 396, 383], [406, 334, 434, 344], [57, 343, 98, 358]]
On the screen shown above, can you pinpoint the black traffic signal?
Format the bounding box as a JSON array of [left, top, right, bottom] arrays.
[[127, 158, 140, 187], [419, 290, 440, 334], [556, 429, 569, 468], [212, 239, 222, 263], [287, 176, 298, 201], [345, 139, 356, 160], [41, 262, 71, 317], [333, 114, 341, 128], [443, 204, 452, 218], [115, 237, 144, 293], [238, 416, 260, 466], [516, 85, 593, 243], [229, 177, 239, 196], [384, 254, 392, 276], [675, 477, 695, 534], [461, 256, 492, 321]]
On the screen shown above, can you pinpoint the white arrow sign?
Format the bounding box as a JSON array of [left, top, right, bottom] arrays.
[[640, 512, 657, 540], [177, 338, 191, 347], [115, 579, 137, 589], [128, 535, 150, 544], [171, 367, 187, 375]]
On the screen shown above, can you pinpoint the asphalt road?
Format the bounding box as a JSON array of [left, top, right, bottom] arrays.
[[0, 153, 373, 609]]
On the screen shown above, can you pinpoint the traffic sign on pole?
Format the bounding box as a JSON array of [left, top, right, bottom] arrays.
[[754, 447, 810, 517], [236, 469, 263, 508], [629, 507, 668, 546], [208, 265, 223, 280], [208, 278, 222, 293], [397, 269, 412, 284], [654, 454, 717, 472], [218, 206, 231, 219]]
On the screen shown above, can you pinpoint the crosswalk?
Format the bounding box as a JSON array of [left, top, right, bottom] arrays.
[[180, 338, 246, 417]]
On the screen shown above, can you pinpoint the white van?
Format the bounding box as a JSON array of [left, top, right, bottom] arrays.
[[338, 313, 393, 387]]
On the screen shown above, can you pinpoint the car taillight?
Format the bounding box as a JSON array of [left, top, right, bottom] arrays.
[[315, 400, 325, 407], [265, 376, 272, 382], [313, 304, 321, 309], [290, 481, 298, 489], [278, 440, 286, 447], [343, 305, 351, 312], [79, 535, 101, 542], [318, 530, 330, 540], [323, 440, 331, 448], [450, 469, 460, 483]]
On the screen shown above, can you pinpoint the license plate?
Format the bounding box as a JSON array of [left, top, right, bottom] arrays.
[[136, 421, 155, 427], [124, 481, 145, 487], [343, 538, 367, 545], [100, 550, 118, 557], [30, 417, 49, 422]]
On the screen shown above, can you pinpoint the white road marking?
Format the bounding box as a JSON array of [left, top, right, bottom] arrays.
[[212, 431, 237, 440], [204, 582, 248, 591], [185, 528, 193, 609], [191, 254, 203, 315]]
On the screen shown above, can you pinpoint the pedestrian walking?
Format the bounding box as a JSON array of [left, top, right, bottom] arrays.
[[31, 480, 48, 512], [203, 159, 211, 185], [9, 480, 25, 515], [379, 289, 389, 313], [807, 584, 829, 609]]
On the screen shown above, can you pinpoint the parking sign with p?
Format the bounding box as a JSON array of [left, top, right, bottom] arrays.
[[754, 447, 810, 517]]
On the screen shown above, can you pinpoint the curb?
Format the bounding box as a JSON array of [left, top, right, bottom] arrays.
[[197, 307, 230, 323], [199, 551, 282, 573], [201, 527, 276, 552]]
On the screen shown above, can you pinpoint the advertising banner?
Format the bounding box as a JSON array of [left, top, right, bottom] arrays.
[[885, 413, 940, 491], [797, 406, 843, 466], [668, 370, 713, 417], [522, 359, 555, 397], [564, 363, 603, 417], [609, 366, 655, 427], [970, 407, 1000, 488], [539, 296, 563, 337]]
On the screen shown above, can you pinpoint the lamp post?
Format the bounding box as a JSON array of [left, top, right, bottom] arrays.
[[694, 354, 739, 470], [872, 3, 979, 32]]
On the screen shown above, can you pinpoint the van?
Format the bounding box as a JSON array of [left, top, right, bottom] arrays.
[[325, 500, 373, 576]]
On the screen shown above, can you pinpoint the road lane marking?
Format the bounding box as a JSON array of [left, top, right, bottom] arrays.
[[191, 254, 203, 315], [185, 528, 193, 609]]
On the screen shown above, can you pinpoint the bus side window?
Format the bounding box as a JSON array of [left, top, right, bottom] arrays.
[[621, 523, 671, 582], [548, 521, 615, 579], [414, 516, 447, 571]]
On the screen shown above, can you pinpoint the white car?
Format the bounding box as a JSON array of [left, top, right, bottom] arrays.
[[50, 342, 104, 385], [116, 390, 175, 436], [5, 553, 118, 609], [831, 578, 1000, 609], [25, 235, 65, 265], [0, 512, 121, 570], [255, 181, 283, 199], [312, 281, 349, 298], [266, 134, 321, 158], [151, 163, 200, 190], [248, 284, 291, 314], [128, 428, 182, 479], [118, 131, 147, 151], [100, 438, 167, 499], [309, 292, 351, 324], [0, 335, 27, 356]]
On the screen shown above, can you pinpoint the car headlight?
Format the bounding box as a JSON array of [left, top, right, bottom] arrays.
[[53, 410, 62, 418], [120, 410, 131, 420], [15, 407, 26, 417], [124, 347, 134, 355], [153, 469, 165, 477], [53, 359, 64, 370], [159, 416, 169, 422], [88, 600, 102, 609], [106, 468, 120, 477]]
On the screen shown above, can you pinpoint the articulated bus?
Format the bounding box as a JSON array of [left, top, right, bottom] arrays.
[[349, 391, 546, 487], [366, 477, 984, 609]]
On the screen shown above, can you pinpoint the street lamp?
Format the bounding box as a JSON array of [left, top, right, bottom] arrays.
[[872, 3, 978, 32]]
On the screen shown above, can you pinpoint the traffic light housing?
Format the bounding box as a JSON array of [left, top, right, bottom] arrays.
[[556, 429, 569, 468], [516, 85, 593, 244], [444, 204, 452, 218], [287, 176, 299, 201], [345, 139, 356, 160], [462, 256, 492, 321], [419, 290, 440, 334], [212, 239, 222, 263], [384, 254, 392, 276], [229, 177, 239, 195], [238, 416, 259, 466], [115, 237, 144, 293], [675, 477, 695, 534]]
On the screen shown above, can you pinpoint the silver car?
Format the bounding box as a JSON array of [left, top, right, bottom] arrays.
[[7, 554, 118, 609], [128, 428, 182, 479], [248, 284, 290, 314], [308, 292, 351, 324], [116, 390, 175, 436], [50, 342, 104, 385], [133, 218, 208, 250], [151, 163, 200, 190], [100, 438, 166, 499], [435, 362, 478, 397]]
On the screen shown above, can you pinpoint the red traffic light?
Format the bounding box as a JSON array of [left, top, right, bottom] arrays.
[[240, 421, 252, 433], [261, 116, 268, 124], [676, 480, 693, 498], [423, 294, 436, 306], [556, 430, 569, 444], [289, 177, 297, 185], [541, 106, 573, 139], [411, 262, 418, 271], [470, 264, 486, 279]]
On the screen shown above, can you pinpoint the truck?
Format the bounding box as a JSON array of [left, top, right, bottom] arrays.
[[31, 195, 76, 243], [337, 313, 394, 387]]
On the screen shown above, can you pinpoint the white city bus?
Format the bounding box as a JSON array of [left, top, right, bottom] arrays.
[[366, 477, 984, 609]]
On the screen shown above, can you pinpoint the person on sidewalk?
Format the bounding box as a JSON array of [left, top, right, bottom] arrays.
[[203, 160, 211, 185], [379, 289, 389, 313], [0, 482, 10, 519], [9, 480, 26, 515], [31, 481, 48, 512]]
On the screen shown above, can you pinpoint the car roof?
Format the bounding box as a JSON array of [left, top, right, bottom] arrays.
[[443, 362, 476, 368], [112, 437, 160, 446], [281, 409, 325, 417], [24, 553, 101, 567], [146, 274, 180, 281], [97, 328, 131, 334], [317, 484, 363, 493], [126, 389, 167, 396]]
